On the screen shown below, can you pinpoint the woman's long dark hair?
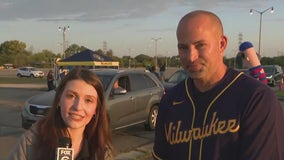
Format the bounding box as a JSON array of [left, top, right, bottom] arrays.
[[34, 67, 113, 159]]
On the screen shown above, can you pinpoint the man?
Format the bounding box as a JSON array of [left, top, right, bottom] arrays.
[[153, 10, 284, 160], [159, 63, 166, 81], [47, 70, 55, 91]]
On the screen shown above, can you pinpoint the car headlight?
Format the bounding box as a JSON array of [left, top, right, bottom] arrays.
[[266, 75, 272, 79]]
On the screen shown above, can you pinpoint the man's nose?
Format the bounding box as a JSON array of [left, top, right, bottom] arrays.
[[186, 47, 198, 62]]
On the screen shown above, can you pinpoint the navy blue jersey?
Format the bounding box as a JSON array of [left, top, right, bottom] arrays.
[[153, 68, 284, 160]]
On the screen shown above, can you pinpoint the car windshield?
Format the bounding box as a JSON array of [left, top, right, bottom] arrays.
[[96, 74, 114, 91], [263, 66, 274, 74], [167, 70, 187, 83]]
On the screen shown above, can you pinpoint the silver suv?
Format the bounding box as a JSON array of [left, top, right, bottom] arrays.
[[21, 69, 164, 130], [16, 67, 44, 78]]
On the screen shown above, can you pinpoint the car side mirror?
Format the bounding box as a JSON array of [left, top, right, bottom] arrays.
[[113, 88, 127, 95]]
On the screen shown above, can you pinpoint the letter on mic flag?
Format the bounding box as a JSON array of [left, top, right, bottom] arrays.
[[56, 147, 74, 160]]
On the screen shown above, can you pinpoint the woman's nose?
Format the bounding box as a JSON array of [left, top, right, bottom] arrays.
[[72, 98, 83, 110]]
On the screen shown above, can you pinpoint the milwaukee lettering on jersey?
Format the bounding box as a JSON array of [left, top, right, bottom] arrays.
[[164, 112, 239, 144]]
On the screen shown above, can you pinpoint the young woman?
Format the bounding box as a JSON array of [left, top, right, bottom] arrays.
[[8, 67, 114, 160]]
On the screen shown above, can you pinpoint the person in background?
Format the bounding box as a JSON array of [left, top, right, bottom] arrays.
[[159, 63, 166, 81], [150, 66, 160, 79], [47, 70, 55, 91], [239, 41, 267, 84], [153, 10, 284, 160], [59, 70, 67, 81], [112, 79, 124, 91], [8, 67, 114, 160]]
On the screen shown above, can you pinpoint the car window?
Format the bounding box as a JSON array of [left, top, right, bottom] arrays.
[[130, 73, 157, 91], [263, 66, 274, 74], [276, 66, 283, 73], [118, 76, 130, 91], [168, 70, 186, 83], [109, 75, 130, 91], [96, 74, 113, 91]]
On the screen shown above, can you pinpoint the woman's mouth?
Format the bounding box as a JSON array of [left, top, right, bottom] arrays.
[[69, 113, 84, 121]]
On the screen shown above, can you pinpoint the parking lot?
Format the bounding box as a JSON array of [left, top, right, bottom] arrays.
[[0, 67, 179, 160], [0, 67, 283, 160]]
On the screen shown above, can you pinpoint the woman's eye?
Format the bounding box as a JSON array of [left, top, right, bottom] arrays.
[[66, 93, 75, 99], [85, 98, 94, 104]]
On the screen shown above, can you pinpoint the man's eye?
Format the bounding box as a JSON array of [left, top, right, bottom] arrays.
[[195, 43, 205, 49]]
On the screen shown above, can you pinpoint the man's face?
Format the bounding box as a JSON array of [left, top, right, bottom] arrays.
[[176, 16, 225, 81]]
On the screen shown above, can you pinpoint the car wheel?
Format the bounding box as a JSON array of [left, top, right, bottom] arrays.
[[145, 105, 158, 131], [272, 79, 276, 87], [17, 74, 22, 78], [30, 74, 35, 78]]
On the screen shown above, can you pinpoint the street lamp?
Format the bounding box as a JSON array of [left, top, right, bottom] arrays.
[[151, 37, 161, 70], [250, 6, 274, 57], [58, 26, 70, 58]]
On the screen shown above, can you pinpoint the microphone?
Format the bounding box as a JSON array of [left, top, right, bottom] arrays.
[[55, 137, 74, 160]]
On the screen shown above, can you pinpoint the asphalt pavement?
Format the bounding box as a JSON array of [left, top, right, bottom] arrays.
[[1, 76, 284, 160], [1, 83, 283, 160]]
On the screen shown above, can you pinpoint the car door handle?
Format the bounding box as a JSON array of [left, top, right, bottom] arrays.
[[130, 96, 134, 101]]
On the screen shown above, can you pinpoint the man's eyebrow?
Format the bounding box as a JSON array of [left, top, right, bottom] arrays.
[[192, 40, 205, 45], [177, 40, 205, 47]]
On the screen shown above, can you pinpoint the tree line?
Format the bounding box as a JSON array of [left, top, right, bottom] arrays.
[[0, 40, 283, 69]]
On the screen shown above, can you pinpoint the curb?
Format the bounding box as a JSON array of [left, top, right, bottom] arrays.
[[0, 84, 46, 89]]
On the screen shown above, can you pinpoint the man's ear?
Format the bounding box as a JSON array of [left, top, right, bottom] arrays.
[[220, 35, 228, 52]]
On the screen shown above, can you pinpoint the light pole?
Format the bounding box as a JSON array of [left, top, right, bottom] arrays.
[[58, 26, 70, 58], [250, 7, 274, 57], [128, 48, 132, 68], [151, 37, 161, 70]]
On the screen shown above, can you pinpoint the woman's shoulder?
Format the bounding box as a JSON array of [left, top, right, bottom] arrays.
[[104, 144, 114, 160], [22, 123, 39, 144]]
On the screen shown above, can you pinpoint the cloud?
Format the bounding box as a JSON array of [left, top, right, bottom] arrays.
[[0, 0, 277, 21], [0, 0, 182, 21]]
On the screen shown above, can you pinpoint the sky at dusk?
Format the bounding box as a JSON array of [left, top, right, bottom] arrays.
[[0, 0, 283, 58]]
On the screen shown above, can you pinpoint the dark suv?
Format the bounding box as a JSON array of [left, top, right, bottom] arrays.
[[21, 69, 164, 130], [262, 65, 283, 87]]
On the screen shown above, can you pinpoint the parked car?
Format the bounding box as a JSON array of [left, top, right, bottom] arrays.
[[262, 65, 284, 87], [162, 69, 188, 92], [16, 67, 44, 78], [21, 69, 164, 130], [236, 68, 250, 75]]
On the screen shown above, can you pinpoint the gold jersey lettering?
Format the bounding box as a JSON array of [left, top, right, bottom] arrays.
[[164, 112, 240, 145]]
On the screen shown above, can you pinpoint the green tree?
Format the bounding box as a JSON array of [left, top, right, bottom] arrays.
[[31, 50, 57, 68], [0, 40, 27, 65], [106, 49, 114, 58], [135, 54, 152, 63], [65, 44, 87, 58], [95, 49, 105, 55], [0, 40, 26, 55], [261, 57, 275, 65], [134, 54, 153, 67]]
